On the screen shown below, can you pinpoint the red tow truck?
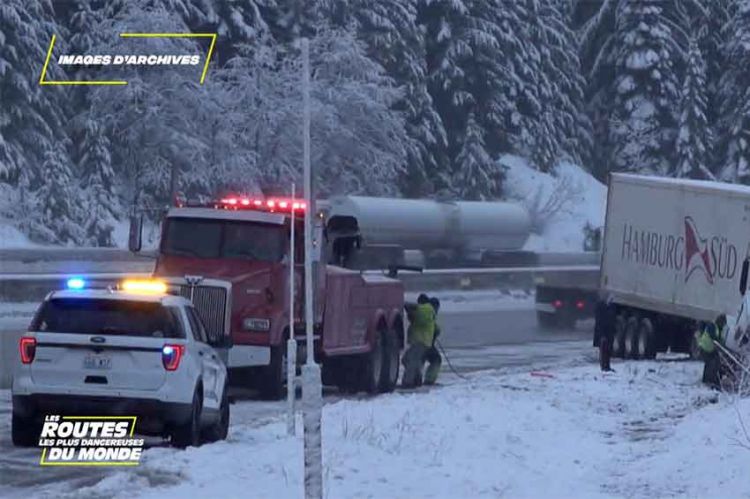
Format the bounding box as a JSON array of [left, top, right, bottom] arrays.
[[129, 196, 405, 399]]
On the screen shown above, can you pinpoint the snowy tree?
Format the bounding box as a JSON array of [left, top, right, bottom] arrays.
[[25, 142, 85, 245], [0, 0, 69, 184], [454, 113, 498, 200], [508, 0, 592, 172], [79, 117, 119, 246], [325, 0, 447, 197], [716, 0, 750, 184], [675, 39, 713, 180], [608, 0, 683, 176]]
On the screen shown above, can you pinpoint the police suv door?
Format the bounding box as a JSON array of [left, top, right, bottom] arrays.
[[185, 307, 223, 410]]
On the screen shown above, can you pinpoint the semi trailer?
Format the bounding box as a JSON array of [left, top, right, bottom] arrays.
[[595, 173, 750, 359]]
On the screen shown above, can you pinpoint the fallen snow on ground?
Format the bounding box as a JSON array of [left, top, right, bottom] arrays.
[[500, 155, 607, 253], [0, 224, 39, 249], [27, 359, 750, 499], [405, 289, 534, 313]]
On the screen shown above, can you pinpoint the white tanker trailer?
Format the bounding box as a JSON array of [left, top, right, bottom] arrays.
[[322, 196, 532, 267]]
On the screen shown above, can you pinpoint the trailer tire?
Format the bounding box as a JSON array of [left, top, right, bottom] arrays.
[[380, 326, 400, 393], [362, 327, 385, 394], [624, 316, 640, 359], [612, 314, 627, 358], [639, 318, 656, 360], [259, 346, 286, 400]]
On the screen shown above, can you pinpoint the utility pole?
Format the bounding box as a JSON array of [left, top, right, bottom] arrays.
[[300, 37, 323, 499], [286, 183, 297, 436]]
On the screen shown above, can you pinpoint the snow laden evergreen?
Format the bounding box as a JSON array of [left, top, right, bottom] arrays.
[[0, 0, 68, 184], [454, 113, 497, 200], [327, 0, 447, 197], [79, 116, 119, 246], [24, 142, 85, 245], [716, 0, 750, 183], [607, 0, 683, 176], [675, 38, 713, 180]]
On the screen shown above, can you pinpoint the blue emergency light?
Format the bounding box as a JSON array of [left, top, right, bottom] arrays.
[[66, 277, 86, 290]]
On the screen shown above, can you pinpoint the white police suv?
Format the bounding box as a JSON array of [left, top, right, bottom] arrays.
[[12, 279, 229, 448]]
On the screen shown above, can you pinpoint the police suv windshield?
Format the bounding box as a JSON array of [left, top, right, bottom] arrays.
[[162, 217, 286, 262], [31, 298, 184, 338]]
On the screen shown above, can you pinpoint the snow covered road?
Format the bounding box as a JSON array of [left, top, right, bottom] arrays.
[[4, 359, 749, 498]]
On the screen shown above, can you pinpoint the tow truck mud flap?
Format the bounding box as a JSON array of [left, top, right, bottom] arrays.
[[227, 345, 271, 368]]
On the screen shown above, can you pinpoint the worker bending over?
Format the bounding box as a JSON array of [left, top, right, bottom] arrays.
[[423, 297, 443, 385], [402, 294, 436, 388], [697, 314, 728, 389]]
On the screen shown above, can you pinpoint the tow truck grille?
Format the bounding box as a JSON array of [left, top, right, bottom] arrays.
[[179, 285, 227, 340]]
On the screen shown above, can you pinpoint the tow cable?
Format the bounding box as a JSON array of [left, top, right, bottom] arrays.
[[435, 338, 469, 381]]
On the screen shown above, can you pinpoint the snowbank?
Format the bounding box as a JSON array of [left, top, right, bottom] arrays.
[[500, 155, 606, 253], [0, 224, 38, 249], [31, 360, 750, 499]]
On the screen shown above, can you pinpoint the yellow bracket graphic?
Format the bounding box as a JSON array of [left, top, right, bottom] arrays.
[[39, 33, 217, 86]]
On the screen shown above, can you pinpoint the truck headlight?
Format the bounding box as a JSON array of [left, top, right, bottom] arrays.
[[243, 318, 270, 331]]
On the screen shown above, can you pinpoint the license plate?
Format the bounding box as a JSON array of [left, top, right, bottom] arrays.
[[84, 355, 111, 370]]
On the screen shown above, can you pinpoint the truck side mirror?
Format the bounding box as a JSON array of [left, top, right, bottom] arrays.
[[128, 215, 143, 253], [741, 259, 749, 296]]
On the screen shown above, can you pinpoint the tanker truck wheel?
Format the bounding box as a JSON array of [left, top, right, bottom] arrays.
[[379, 325, 400, 393], [259, 346, 286, 400], [611, 314, 627, 358], [638, 318, 656, 360], [624, 316, 640, 359]]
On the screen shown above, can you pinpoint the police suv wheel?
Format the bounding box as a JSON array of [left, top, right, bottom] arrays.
[[12, 413, 39, 447], [203, 386, 230, 443], [172, 388, 202, 448]]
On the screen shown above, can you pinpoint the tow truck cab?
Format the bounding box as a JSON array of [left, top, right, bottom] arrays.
[[135, 196, 405, 397]]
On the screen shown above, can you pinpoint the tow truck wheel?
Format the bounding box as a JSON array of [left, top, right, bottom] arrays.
[[362, 328, 385, 394], [12, 413, 40, 447], [203, 385, 230, 443], [260, 346, 286, 400], [172, 387, 202, 448], [379, 326, 400, 393]]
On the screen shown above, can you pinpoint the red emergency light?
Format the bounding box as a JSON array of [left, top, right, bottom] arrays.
[[217, 196, 306, 214]]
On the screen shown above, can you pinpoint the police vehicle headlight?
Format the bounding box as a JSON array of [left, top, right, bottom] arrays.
[[243, 318, 270, 331]]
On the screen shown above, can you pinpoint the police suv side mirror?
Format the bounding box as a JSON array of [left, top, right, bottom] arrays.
[[128, 215, 143, 253], [740, 259, 749, 296]]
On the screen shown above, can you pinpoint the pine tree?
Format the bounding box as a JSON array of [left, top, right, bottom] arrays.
[[27, 143, 84, 244], [717, 0, 750, 183], [80, 117, 118, 246], [454, 113, 499, 199], [608, 0, 683, 176], [675, 39, 713, 179], [325, 0, 447, 197], [0, 0, 69, 184]]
